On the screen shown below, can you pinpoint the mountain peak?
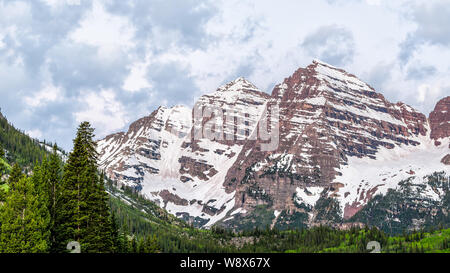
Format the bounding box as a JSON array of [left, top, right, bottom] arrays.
[[312, 59, 337, 68], [234, 76, 247, 82], [217, 77, 260, 93], [308, 60, 375, 93]]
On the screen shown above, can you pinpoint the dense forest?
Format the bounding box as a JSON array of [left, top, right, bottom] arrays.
[[0, 112, 51, 167], [0, 113, 448, 253], [0, 121, 158, 253], [106, 178, 450, 253]]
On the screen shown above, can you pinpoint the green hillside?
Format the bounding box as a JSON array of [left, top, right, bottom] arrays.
[[0, 112, 50, 167]]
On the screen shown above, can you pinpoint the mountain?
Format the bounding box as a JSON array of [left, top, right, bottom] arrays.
[[0, 108, 237, 253], [1, 101, 447, 253], [98, 78, 271, 227], [97, 60, 449, 232]]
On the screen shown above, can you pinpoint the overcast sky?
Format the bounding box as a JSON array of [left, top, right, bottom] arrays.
[[0, 0, 449, 151]]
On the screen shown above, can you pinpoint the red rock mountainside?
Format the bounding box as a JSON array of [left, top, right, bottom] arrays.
[[430, 96, 450, 143], [429, 96, 450, 165], [97, 60, 449, 229]]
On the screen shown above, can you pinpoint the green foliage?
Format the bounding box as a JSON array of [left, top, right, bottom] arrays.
[[313, 197, 342, 223], [45, 145, 63, 250], [0, 157, 11, 203], [108, 187, 234, 253], [0, 176, 50, 253], [350, 172, 450, 234], [7, 163, 24, 191], [235, 225, 450, 253], [219, 205, 275, 232], [0, 184, 7, 201], [274, 210, 309, 230], [53, 122, 114, 253], [31, 147, 63, 252], [0, 158, 10, 178], [0, 143, 4, 158], [0, 113, 49, 167]]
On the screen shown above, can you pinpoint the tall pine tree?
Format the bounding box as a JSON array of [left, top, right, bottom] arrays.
[[47, 144, 62, 251], [53, 122, 114, 253], [8, 163, 23, 190], [35, 145, 62, 252]]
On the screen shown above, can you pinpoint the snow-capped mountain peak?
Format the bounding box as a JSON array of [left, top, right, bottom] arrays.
[[217, 77, 261, 94], [97, 60, 449, 230]]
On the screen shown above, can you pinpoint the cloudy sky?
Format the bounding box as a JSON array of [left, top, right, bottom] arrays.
[[0, 0, 449, 150]]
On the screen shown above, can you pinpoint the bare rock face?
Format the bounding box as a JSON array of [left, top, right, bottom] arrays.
[[223, 60, 430, 220], [179, 77, 270, 184], [97, 105, 192, 189], [442, 154, 450, 165], [97, 60, 449, 230], [430, 96, 450, 145]]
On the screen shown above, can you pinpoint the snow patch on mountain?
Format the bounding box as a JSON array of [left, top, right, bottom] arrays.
[[313, 60, 374, 93], [333, 133, 449, 218], [295, 186, 324, 207]]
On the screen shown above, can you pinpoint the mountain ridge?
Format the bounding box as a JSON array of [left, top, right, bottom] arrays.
[[97, 59, 449, 231]]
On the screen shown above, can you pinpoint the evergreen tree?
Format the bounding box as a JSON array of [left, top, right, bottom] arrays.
[[53, 122, 114, 253], [44, 145, 62, 252], [110, 211, 129, 253], [8, 163, 23, 190], [130, 236, 138, 253], [0, 143, 4, 158], [0, 144, 11, 187], [0, 161, 8, 185], [0, 176, 50, 253], [83, 172, 114, 252], [32, 159, 49, 208], [0, 189, 5, 203], [31, 152, 62, 252], [141, 235, 160, 253]]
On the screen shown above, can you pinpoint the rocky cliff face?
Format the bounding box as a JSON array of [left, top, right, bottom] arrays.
[[97, 105, 192, 189], [98, 78, 271, 226], [430, 96, 450, 144], [223, 61, 430, 220], [97, 60, 449, 231]]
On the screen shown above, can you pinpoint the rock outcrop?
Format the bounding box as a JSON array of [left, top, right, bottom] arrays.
[[429, 96, 450, 145]]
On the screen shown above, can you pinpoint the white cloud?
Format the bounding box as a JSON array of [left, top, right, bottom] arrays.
[[69, 1, 136, 59], [122, 60, 152, 92], [74, 89, 128, 138], [26, 129, 43, 139], [0, 1, 31, 24], [25, 83, 63, 107], [2, 0, 449, 151], [41, 0, 80, 9], [366, 0, 381, 6], [416, 84, 442, 103], [0, 33, 4, 49], [159, 0, 413, 96]]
